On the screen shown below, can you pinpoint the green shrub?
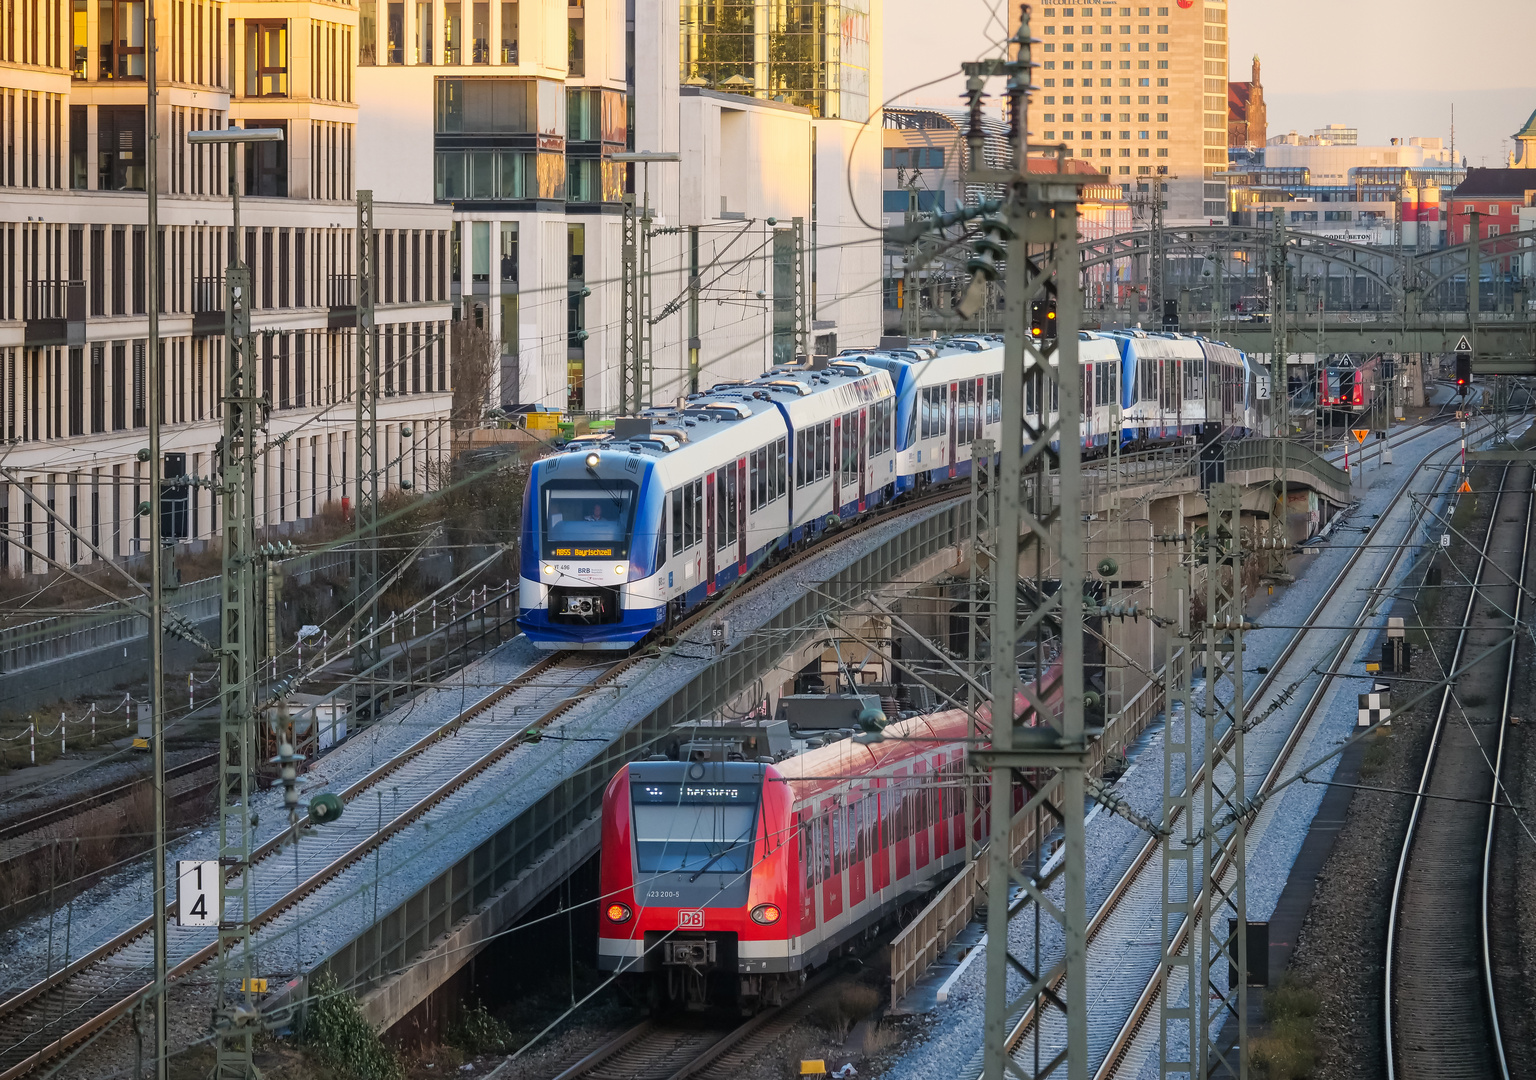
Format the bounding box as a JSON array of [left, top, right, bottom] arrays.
[[303, 972, 404, 1080], [446, 1002, 514, 1056]]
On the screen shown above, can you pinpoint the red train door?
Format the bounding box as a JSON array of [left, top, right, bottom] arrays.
[[913, 762, 930, 869], [947, 383, 958, 478], [857, 409, 868, 512], [831, 416, 841, 516], [705, 473, 716, 595], [872, 783, 890, 892], [737, 457, 747, 573], [894, 778, 911, 881], [821, 803, 843, 920]]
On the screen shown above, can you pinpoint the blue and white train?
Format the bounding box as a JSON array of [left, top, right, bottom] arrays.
[[517, 333, 1268, 650]]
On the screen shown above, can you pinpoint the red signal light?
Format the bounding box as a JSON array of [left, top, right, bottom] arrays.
[[605, 903, 633, 923], [750, 903, 782, 925]]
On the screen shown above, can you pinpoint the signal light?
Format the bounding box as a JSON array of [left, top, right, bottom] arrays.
[[750, 903, 782, 925], [1030, 298, 1058, 353], [1455, 352, 1471, 392], [605, 903, 633, 923]]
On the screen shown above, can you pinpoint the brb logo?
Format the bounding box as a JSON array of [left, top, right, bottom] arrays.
[[678, 909, 705, 930]]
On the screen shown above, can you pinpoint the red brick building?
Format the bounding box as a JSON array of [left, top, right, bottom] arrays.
[[1449, 169, 1536, 244], [1228, 56, 1266, 149]]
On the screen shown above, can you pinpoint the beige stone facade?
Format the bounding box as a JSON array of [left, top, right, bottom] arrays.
[[1028, 0, 1227, 223]]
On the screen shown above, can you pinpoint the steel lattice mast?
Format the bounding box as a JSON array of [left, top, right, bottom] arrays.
[[354, 190, 380, 681], [973, 9, 1097, 1079]]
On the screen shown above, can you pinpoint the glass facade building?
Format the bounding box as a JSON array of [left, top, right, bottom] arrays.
[[680, 0, 870, 120]]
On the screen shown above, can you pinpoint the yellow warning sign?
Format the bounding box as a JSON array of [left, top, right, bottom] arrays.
[[1352, 428, 1370, 444], [241, 978, 268, 993], [1458, 479, 1473, 493]]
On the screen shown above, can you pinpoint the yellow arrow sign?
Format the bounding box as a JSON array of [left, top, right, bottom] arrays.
[[1352, 428, 1369, 444]]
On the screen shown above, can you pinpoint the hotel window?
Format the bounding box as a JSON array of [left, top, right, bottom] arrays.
[[99, 0, 146, 79], [246, 21, 288, 96], [1157, 130, 1167, 139], [1157, 112, 1167, 121]]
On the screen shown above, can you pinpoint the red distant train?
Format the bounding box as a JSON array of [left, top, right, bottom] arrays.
[[596, 677, 1060, 1008]]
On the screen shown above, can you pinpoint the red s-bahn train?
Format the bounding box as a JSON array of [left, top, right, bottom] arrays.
[[597, 675, 1061, 1008]]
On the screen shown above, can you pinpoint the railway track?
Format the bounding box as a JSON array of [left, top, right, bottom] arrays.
[[980, 416, 1487, 1076], [1384, 458, 1531, 1080], [0, 488, 964, 1079], [550, 965, 848, 1080]]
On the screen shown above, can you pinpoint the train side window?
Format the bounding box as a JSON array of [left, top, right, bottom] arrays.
[[657, 501, 667, 563], [773, 438, 785, 500], [726, 467, 738, 543], [671, 490, 682, 555], [795, 430, 806, 488], [756, 447, 768, 507], [821, 812, 833, 882], [802, 819, 814, 890], [716, 472, 727, 547]]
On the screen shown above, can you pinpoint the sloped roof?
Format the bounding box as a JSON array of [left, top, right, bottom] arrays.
[[1454, 167, 1536, 198], [1516, 106, 1536, 139]]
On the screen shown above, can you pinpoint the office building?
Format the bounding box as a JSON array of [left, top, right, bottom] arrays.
[[357, 0, 884, 415], [0, 0, 453, 575]]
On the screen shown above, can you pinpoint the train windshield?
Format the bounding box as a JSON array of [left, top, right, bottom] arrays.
[[630, 781, 761, 875], [540, 479, 637, 559]]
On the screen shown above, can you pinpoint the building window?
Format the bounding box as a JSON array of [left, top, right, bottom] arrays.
[[1324, 211, 1352, 222], [472, 0, 489, 62], [386, 2, 403, 63], [245, 21, 288, 96], [566, 223, 585, 412], [98, 105, 146, 190], [444, 1, 461, 62], [1156, 130, 1167, 139], [435, 78, 537, 132], [501, 0, 518, 62], [568, 8, 584, 76], [69, 105, 88, 188], [500, 222, 518, 283], [243, 121, 288, 196], [99, 0, 146, 79], [1290, 210, 1318, 223], [360, 0, 377, 64], [72, 0, 88, 77]]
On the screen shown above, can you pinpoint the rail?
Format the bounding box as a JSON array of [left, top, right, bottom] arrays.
[[889, 658, 1169, 1002]]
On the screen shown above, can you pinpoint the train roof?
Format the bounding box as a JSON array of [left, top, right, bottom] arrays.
[[532, 362, 893, 480]]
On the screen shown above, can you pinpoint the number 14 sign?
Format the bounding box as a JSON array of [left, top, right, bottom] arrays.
[[177, 860, 220, 927]]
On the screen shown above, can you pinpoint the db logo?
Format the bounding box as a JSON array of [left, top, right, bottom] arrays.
[[1176, 0, 1193, 6], [678, 909, 705, 930]]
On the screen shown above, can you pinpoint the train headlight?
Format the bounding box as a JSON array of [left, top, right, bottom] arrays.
[[614, 563, 627, 576], [605, 903, 633, 923], [750, 903, 782, 926], [543, 564, 556, 576], [585, 452, 601, 469]]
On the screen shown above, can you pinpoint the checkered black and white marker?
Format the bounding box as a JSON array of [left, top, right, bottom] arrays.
[[1358, 685, 1391, 727]]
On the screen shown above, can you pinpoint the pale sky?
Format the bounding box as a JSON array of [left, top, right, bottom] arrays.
[[881, 0, 1536, 167]]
